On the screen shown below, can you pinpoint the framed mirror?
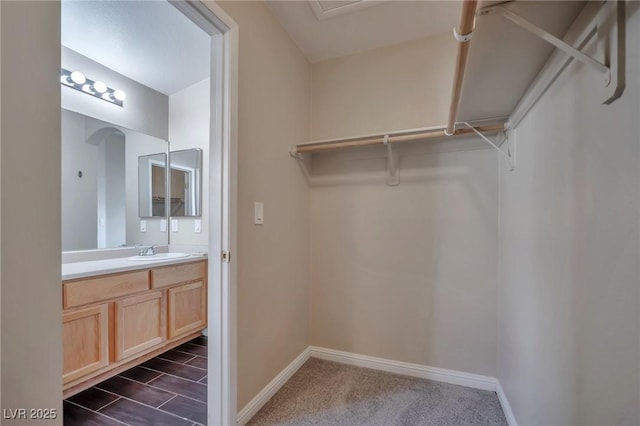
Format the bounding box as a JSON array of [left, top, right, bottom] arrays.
[[61, 109, 169, 251], [138, 153, 168, 218], [169, 148, 202, 217]]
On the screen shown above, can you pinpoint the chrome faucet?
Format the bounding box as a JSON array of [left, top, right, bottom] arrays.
[[138, 245, 158, 256]]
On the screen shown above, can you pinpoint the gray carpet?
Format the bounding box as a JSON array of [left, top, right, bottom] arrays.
[[248, 358, 507, 426]]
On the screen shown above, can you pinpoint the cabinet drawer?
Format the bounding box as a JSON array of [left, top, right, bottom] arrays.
[[64, 270, 149, 309], [151, 261, 206, 289]]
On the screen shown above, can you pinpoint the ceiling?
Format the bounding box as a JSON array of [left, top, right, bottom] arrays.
[[61, 0, 586, 123], [268, 0, 585, 122], [61, 0, 210, 96], [267, 0, 462, 63]]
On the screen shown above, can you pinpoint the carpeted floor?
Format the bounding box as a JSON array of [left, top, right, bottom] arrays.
[[248, 358, 507, 426]]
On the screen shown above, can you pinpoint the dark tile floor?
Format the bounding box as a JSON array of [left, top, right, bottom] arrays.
[[64, 336, 208, 426]]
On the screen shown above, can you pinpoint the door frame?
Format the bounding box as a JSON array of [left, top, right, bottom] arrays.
[[171, 2, 238, 425]]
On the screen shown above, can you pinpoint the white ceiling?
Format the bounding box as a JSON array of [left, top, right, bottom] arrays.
[[268, 0, 585, 123], [61, 0, 585, 124], [61, 0, 210, 96], [267, 0, 462, 63]]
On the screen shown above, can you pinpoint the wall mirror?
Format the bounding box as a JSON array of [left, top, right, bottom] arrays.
[[61, 109, 169, 251], [169, 148, 202, 217], [138, 153, 168, 218]]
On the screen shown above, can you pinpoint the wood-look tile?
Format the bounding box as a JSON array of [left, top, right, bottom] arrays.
[[186, 356, 207, 369], [119, 366, 163, 384], [97, 376, 175, 408], [68, 387, 120, 411], [161, 395, 207, 425], [63, 401, 123, 426], [176, 342, 207, 357], [158, 349, 196, 363], [199, 376, 208, 385], [142, 358, 207, 381], [99, 398, 192, 426], [148, 374, 207, 403]]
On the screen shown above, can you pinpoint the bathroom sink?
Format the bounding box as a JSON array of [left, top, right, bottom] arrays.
[[126, 252, 191, 261]]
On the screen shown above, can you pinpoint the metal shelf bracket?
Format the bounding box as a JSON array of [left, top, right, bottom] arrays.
[[289, 146, 311, 181], [383, 135, 400, 186], [490, 5, 610, 82], [462, 122, 515, 171], [481, 1, 625, 105]]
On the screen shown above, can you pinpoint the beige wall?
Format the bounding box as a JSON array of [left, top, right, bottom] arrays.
[[499, 5, 640, 425], [309, 145, 499, 376], [1, 1, 63, 424], [217, 1, 311, 410], [311, 33, 455, 140], [309, 36, 499, 376]]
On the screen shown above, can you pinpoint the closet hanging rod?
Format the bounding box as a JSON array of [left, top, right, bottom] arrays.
[[293, 123, 505, 154], [446, 0, 479, 135]]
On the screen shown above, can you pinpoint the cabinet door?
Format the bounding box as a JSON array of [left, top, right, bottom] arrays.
[[63, 304, 109, 384], [115, 291, 165, 361], [168, 281, 206, 339]]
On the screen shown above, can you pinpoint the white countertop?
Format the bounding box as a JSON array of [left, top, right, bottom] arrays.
[[62, 253, 208, 281]]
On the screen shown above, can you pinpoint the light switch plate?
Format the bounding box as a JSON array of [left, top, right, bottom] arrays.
[[171, 219, 178, 232], [194, 219, 202, 233], [254, 202, 264, 225], [160, 219, 167, 232], [140, 220, 147, 233]]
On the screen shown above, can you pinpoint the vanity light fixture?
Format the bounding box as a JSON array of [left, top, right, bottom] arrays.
[[69, 71, 86, 85], [112, 89, 127, 102], [90, 80, 108, 94], [60, 68, 126, 107]]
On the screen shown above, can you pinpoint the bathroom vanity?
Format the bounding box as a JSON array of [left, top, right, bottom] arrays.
[[61, 255, 207, 397], [60, 109, 208, 397]]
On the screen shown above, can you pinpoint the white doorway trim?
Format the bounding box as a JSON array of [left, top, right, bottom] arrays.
[[171, 1, 238, 425]]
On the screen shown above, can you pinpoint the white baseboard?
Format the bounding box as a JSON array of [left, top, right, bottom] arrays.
[[309, 346, 497, 391], [236, 347, 310, 426], [495, 380, 518, 426], [237, 345, 518, 426]]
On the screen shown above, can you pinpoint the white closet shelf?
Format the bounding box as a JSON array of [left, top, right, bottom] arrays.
[[290, 122, 505, 155]]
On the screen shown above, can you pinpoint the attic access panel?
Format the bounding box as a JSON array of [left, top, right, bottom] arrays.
[[308, 0, 383, 20]]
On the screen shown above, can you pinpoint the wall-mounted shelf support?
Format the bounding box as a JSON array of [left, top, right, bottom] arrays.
[[491, 6, 610, 82], [482, 1, 625, 106], [383, 135, 399, 186], [462, 122, 514, 171], [289, 147, 311, 181]]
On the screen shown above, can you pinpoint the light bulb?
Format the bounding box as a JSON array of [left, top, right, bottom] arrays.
[[113, 89, 126, 101], [92, 81, 107, 94], [70, 71, 86, 85]]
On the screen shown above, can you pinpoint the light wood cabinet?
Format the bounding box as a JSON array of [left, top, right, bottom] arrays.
[[62, 259, 207, 397], [168, 281, 206, 339], [62, 304, 109, 384], [64, 270, 149, 309], [115, 291, 166, 361], [151, 261, 206, 289]]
